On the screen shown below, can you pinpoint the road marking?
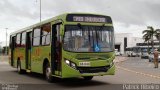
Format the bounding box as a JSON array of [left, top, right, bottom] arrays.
[[117, 66, 160, 79]]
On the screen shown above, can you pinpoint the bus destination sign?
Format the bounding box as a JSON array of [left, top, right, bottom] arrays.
[[73, 16, 106, 23], [66, 14, 112, 23]]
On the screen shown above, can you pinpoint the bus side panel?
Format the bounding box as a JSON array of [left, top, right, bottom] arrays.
[[39, 46, 51, 73], [31, 46, 51, 74], [31, 47, 40, 73], [14, 48, 26, 69], [20, 48, 26, 70], [13, 48, 20, 68]]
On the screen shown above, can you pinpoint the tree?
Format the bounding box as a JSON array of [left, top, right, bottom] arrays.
[[142, 26, 157, 52], [142, 33, 150, 53], [155, 29, 160, 50]]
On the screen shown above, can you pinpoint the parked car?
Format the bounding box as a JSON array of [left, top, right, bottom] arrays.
[[115, 49, 122, 56], [141, 49, 148, 59], [148, 52, 160, 62], [141, 52, 148, 59], [115, 51, 121, 56]]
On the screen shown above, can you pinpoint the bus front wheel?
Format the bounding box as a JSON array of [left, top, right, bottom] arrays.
[[45, 63, 53, 82], [83, 76, 93, 80]]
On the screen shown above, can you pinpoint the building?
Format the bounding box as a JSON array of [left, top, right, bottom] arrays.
[[115, 33, 143, 54]]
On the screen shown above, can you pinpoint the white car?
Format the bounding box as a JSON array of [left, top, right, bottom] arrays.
[[141, 52, 148, 59], [148, 52, 160, 62], [115, 51, 121, 56], [115, 49, 121, 56]]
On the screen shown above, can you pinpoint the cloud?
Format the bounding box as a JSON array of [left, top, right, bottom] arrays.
[[0, 0, 160, 42], [1, 0, 160, 26], [0, 0, 39, 20]]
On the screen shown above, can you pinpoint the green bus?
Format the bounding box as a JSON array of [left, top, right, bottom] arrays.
[[9, 13, 115, 82]]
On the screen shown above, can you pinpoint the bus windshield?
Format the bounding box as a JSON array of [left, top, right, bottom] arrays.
[[63, 25, 114, 52]]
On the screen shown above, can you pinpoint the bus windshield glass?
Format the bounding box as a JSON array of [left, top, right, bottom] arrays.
[[63, 25, 114, 52]]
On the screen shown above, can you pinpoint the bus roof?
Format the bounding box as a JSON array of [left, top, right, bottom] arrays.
[[10, 13, 111, 36]]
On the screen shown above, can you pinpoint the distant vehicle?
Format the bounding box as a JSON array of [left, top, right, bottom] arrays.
[[140, 47, 156, 59], [115, 49, 121, 56], [141, 48, 148, 59], [148, 52, 160, 62], [148, 52, 153, 62], [126, 47, 140, 57]]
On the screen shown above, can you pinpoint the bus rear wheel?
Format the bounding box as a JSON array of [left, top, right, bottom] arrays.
[[83, 76, 93, 80], [45, 63, 53, 82], [17, 60, 25, 74]]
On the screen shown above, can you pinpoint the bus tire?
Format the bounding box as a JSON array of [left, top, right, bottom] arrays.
[[45, 63, 53, 82], [17, 60, 25, 74], [83, 76, 93, 80]]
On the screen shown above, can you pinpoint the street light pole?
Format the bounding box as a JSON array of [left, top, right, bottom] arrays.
[[40, 0, 41, 22], [5, 28, 8, 55], [36, 0, 42, 22]]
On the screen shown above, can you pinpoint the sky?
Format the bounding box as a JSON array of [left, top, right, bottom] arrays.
[[0, 0, 160, 46]]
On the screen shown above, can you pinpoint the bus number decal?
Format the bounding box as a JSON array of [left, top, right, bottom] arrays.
[[34, 48, 41, 56]]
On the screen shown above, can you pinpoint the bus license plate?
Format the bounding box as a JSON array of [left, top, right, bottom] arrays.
[[79, 62, 90, 66]]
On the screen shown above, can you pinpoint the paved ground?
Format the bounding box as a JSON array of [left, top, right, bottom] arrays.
[[117, 57, 160, 78], [0, 56, 160, 90]]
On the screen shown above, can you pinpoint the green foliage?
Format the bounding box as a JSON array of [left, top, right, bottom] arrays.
[[142, 26, 160, 52], [2, 46, 9, 55]]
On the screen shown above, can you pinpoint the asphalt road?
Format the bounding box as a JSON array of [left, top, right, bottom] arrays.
[[0, 56, 160, 90]]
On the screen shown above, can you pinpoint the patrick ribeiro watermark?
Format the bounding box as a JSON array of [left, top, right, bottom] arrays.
[[1, 84, 18, 90], [123, 84, 160, 90]]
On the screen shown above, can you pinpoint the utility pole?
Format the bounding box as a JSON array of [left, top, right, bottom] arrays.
[[0, 42, 2, 55], [5, 28, 8, 55], [36, 0, 42, 22], [40, 0, 41, 22]]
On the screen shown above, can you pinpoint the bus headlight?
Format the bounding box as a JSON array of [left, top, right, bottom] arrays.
[[71, 63, 76, 69], [65, 60, 70, 65], [65, 59, 77, 69]]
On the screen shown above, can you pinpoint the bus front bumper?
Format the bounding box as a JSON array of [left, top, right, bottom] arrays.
[[61, 63, 115, 78], [80, 64, 115, 77]]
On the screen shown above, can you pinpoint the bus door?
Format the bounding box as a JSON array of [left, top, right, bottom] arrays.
[[11, 36, 16, 66], [51, 23, 62, 75], [26, 32, 32, 70]]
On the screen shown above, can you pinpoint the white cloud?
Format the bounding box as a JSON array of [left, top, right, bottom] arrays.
[[0, 0, 160, 44]]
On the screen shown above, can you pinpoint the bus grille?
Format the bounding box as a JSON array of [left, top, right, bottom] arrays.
[[77, 66, 110, 73]]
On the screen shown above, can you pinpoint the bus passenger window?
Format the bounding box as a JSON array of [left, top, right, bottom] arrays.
[[16, 33, 21, 47], [21, 32, 26, 47], [41, 23, 51, 45], [33, 28, 41, 46]]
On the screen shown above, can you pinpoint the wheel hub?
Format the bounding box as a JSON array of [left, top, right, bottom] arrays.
[[46, 67, 51, 79]]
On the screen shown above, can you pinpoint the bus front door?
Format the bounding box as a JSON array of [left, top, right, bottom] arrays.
[[11, 36, 16, 66], [51, 24, 61, 76], [26, 32, 32, 70]]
